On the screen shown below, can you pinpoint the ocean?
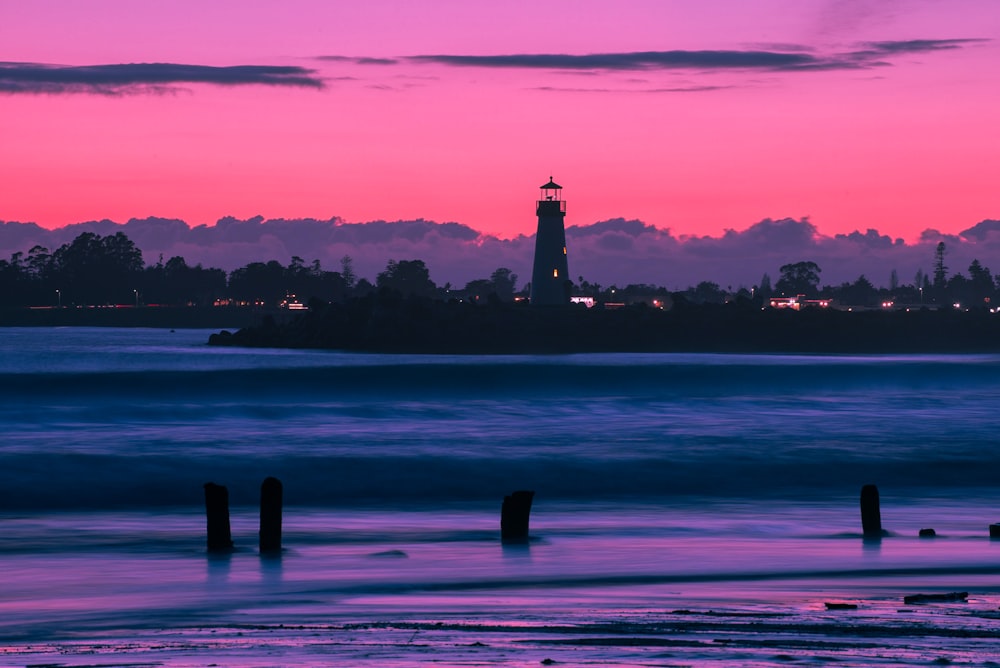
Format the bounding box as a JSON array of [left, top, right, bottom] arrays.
[[3, 327, 1000, 666]]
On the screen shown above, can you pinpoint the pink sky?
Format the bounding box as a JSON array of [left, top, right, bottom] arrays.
[[2, 0, 998, 242]]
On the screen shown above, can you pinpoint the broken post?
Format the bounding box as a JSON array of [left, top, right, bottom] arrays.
[[204, 482, 234, 552], [860, 484, 882, 539], [259, 476, 283, 554], [501, 490, 534, 544]]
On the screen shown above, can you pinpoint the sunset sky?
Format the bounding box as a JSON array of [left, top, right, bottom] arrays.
[[2, 0, 998, 244]]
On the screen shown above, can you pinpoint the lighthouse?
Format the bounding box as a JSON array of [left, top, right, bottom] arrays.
[[530, 177, 570, 306]]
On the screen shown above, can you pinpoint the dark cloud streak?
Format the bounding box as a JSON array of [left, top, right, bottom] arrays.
[[410, 50, 832, 71], [864, 38, 987, 53], [533, 85, 731, 94], [317, 55, 399, 65], [0, 62, 324, 95], [407, 38, 986, 74]]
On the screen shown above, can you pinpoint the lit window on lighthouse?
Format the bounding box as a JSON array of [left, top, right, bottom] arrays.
[[563, 246, 567, 255], [552, 269, 559, 278]]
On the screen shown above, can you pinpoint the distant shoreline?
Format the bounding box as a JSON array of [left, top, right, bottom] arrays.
[[207, 296, 1000, 354], [0, 305, 274, 330]]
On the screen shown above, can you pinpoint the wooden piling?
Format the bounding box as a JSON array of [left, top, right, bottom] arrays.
[[204, 482, 234, 552], [501, 490, 534, 544], [259, 476, 283, 554], [860, 484, 882, 538]]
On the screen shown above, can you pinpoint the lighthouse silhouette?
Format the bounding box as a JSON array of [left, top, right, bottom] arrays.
[[530, 177, 570, 306]]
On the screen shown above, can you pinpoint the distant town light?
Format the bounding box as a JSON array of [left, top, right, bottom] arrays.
[[281, 293, 306, 310], [769, 295, 829, 311]]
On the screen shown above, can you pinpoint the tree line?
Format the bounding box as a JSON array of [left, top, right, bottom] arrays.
[[0, 231, 520, 308], [0, 231, 995, 310]]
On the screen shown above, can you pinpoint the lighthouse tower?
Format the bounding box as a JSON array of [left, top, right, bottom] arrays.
[[530, 177, 570, 306]]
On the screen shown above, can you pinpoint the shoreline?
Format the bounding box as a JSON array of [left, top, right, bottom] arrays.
[[0, 305, 282, 329], [208, 296, 1000, 354]]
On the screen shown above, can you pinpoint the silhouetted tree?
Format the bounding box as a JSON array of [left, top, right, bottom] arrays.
[[376, 259, 437, 297], [836, 275, 878, 307], [967, 259, 994, 306], [340, 255, 356, 290], [464, 278, 494, 302], [143, 255, 227, 305], [758, 273, 772, 300], [945, 273, 969, 307], [50, 232, 144, 304], [228, 260, 287, 305], [490, 267, 518, 301], [775, 261, 821, 296], [933, 242, 948, 291], [0, 257, 24, 306], [685, 281, 725, 304]]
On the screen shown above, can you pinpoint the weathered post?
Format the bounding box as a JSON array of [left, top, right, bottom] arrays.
[[860, 484, 882, 539], [989, 524, 1000, 539], [259, 476, 283, 554], [204, 482, 234, 552], [501, 490, 534, 544]]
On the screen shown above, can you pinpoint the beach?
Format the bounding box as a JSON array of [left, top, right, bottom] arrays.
[[3, 328, 1000, 665]]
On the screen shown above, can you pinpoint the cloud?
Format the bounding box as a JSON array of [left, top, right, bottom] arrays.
[[863, 38, 986, 54], [569, 218, 659, 238], [317, 56, 399, 65], [960, 220, 1000, 243], [534, 85, 730, 94], [3, 215, 998, 292], [0, 62, 324, 95], [407, 40, 986, 74], [841, 38, 989, 65], [410, 50, 836, 72], [834, 229, 900, 249]]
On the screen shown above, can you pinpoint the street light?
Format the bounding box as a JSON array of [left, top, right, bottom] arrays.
[[56, 289, 61, 308], [133, 289, 138, 307]]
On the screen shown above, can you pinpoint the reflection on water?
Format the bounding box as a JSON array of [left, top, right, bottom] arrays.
[[4, 503, 1000, 665]]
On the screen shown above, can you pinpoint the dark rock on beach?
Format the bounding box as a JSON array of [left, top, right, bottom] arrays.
[[903, 592, 968, 604]]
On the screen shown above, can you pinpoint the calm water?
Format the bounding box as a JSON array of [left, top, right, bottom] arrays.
[[3, 327, 1000, 666]]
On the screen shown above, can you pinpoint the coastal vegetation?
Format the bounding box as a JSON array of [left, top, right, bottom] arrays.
[[2, 231, 998, 311]]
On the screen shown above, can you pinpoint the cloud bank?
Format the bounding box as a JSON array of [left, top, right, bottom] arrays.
[[0, 62, 324, 95], [3, 216, 999, 291]]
